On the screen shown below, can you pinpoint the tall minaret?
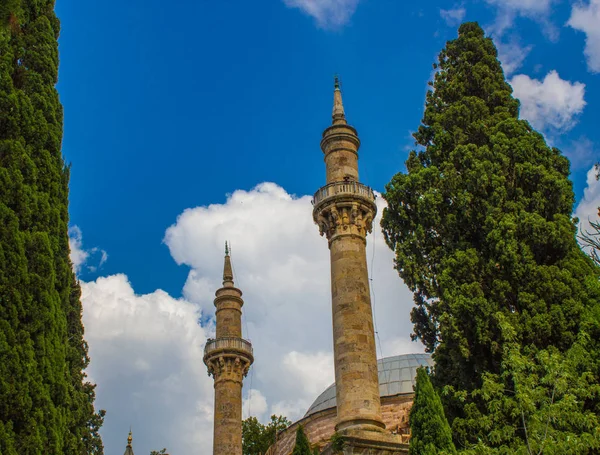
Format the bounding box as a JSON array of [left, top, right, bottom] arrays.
[[313, 77, 384, 434], [203, 243, 254, 455]]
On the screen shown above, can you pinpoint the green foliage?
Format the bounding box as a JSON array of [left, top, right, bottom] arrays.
[[579, 164, 600, 267], [292, 425, 312, 455], [242, 415, 291, 455], [329, 432, 344, 452], [409, 367, 456, 455], [381, 22, 600, 452], [579, 216, 600, 267], [463, 317, 600, 454], [0, 1, 102, 453], [150, 449, 167, 455]]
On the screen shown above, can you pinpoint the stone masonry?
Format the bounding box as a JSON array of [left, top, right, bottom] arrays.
[[204, 244, 253, 455]]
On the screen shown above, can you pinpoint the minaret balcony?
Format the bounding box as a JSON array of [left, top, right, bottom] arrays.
[[204, 336, 254, 362], [312, 181, 377, 241], [312, 181, 376, 208]]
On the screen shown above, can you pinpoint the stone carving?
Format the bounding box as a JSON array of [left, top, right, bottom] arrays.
[[315, 198, 375, 241], [206, 354, 251, 383]]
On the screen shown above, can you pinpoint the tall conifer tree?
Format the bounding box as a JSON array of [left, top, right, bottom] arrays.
[[382, 22, 600, 451], [0, 1, 102, 454]]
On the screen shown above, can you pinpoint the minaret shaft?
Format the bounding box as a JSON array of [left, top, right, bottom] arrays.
[[204, 246, 253, 455], [330, 236, 382, 432], [212, 377, 244, 455], [313, 79, 384, 433]]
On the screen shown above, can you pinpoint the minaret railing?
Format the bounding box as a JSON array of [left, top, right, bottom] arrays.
[[204, 337, 253, 357], [312, 181, 375, 206]]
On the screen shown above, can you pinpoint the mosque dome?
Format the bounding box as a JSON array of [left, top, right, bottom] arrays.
[[304, 353, 433, 417]]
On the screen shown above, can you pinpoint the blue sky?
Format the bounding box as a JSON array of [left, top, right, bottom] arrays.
[[54, 0, 600, 453]]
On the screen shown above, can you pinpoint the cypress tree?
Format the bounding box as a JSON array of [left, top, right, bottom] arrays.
[[382, 22, 600, 451], [409, 367, 455, 455], [0, 1, 103, 454], [292, 426, 313, 455]]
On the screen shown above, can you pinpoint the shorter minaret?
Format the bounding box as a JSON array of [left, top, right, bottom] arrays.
[[123, 430, 134, 455], [204, 243, 254, 455]]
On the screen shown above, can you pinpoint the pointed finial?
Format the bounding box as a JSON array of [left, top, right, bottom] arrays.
[[332, 75, 346, 125], [223, 241, 234, 285], [127, 429, 133, 447]]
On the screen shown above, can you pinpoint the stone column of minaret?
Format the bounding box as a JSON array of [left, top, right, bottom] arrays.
[[203, 243, 254, 455], [312, 77, 384, 434]]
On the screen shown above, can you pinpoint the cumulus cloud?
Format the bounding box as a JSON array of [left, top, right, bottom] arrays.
[[282, 0, 360, 29], [440, 7, 466, 26], [575, 166, 600, 256], [568, 0, 600, 73], [81, 274, 214, 455], [69, 225, 108, 274], [510, 71, 586, 132], [164, 182, 418, 421]]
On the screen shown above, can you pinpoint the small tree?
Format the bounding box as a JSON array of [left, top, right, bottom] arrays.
[[242, 415, 291, 455], [292, 426, 313, 455], [409, 367, 456, 455]]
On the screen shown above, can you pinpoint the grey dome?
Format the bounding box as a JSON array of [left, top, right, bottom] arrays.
[[304, 353, 433, 417]]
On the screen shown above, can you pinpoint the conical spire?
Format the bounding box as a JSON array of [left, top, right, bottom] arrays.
[[332, 75, 346, 125], [124, 430, 134, 455], [223, 241, 234, 286]]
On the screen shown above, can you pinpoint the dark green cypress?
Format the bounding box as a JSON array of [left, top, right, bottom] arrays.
[[382, 22, 600, 451], [292, 426, 313, 455], [409, 367, 455, 455], [0, 2, 103, 454]]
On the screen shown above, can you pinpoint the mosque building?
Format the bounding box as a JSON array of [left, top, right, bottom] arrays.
[[203, 78, 432, 455]]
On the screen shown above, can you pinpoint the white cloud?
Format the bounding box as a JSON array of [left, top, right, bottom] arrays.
[[81, 274, 214, 455], [243, 389, 269, 421], [272, 351, 335, 420], [510, 71, 586, 132], [83, 182, 419, 453], [568, 0, 600, 73], [575, 166, 600, 256], [440, 7, 466, 26], [496, 39, 532, 76], [69, 225, 108, 274], [282, 0, 360, 29], [69, 226, 89, 273]]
